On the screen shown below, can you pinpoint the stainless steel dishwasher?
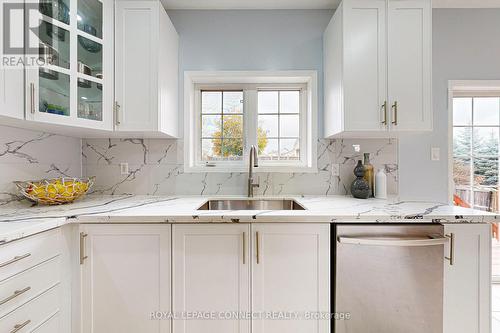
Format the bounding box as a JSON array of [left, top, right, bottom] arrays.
[[335, 224, 451, 333]]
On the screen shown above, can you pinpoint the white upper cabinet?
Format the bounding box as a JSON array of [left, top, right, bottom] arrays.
[[0, 0, 179, 138], [114, 0, 179, 138], [0, 0, 24, 121], [324, 0, 432, 137], [387, 0, 432, 131], [25, 0, 114, 131]]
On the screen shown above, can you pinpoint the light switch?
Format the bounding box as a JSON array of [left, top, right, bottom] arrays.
[[120, 162, 129, 175], [431, 148, 440, 161]]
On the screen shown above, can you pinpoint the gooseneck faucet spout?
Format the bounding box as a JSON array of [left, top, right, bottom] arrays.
[[248, 145, 259, 197]]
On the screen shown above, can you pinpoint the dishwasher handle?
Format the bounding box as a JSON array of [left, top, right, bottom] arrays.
[[337, 235, 449, 247]]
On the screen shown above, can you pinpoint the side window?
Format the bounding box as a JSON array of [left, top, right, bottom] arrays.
[[452, 96, 500, 211]]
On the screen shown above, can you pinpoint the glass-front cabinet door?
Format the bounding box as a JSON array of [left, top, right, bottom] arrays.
[[25, 0, 112, 130]]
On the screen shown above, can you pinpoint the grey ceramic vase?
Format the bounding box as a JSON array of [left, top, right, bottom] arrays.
[[351, 160, 370, 199]]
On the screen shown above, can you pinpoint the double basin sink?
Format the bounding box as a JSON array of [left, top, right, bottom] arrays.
[[198, 199, 306, 211]]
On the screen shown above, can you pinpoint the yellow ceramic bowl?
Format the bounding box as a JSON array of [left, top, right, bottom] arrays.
[[14, 177, 95, 205]]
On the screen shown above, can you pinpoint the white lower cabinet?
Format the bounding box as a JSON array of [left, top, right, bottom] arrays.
[[76, 222, 491, 333], [443, 223, 491, 333], [172, 224, 251, 333], [252, 224, 330, 333], [79, 224, 171, 333], [0, 228, 63, 333], [172, 223, 330, 333]]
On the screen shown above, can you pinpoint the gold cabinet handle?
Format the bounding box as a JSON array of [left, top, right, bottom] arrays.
[[445, 233, 454, 265], [80, 232, 88, 265], [114, 101, 121, 125], [0, 253, 31, 268], [381, 101, 387, 125], [30, 83, 35, 114], [0, 286, 31, 306], [391, 101, 398, 125], [256, 231, 260, 264], [242, 232, 246, 265], [10, 320, 31, 333]]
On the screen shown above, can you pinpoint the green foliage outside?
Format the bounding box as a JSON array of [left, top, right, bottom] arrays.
[[212, 115, 268, 158], [454, 127, 498, 186]]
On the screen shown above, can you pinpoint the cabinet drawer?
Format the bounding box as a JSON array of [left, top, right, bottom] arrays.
[[0, 229, 61, 282], [0, 285, 60, 332], [0, 256, 60, 318], [31, 312, 60, 333]]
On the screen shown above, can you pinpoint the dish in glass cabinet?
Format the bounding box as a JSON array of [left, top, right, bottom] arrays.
[[78, 35, 102, 53]]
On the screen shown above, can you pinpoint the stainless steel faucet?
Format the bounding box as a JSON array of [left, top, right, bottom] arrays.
[[248, 145, 259, 197]]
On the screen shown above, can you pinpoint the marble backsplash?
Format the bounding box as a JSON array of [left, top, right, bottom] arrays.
[[82, 138, 398, 196], [0, 125, 398, 201], [0, 125, 82, 204]]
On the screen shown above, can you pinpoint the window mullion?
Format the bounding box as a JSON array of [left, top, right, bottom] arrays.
[[245, 89, 258, 160]]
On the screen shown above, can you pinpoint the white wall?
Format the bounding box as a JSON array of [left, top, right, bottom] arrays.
[[398, 9, 500, 202]]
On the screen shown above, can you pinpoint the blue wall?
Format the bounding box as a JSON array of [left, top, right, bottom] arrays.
[[168, 8, 500, 202], [167, 9, 334, 136], [399, 9, 500, 202]]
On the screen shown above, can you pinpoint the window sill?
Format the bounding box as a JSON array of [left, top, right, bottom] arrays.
[[183, 165, 318, 174]]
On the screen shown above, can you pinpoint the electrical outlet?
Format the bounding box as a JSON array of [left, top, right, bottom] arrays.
[[431, 147, 440, 161], [119, 162, 129, 175], [331, 163, 340, 177]]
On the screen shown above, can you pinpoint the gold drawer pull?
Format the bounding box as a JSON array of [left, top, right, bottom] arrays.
[[381, 101, 387, 125], [10, 320, 31, 333], [0, 286, 31, 306], [256, 231, 260, 264], [242, 232, 246, 265], [445, 233, 455, 266], [391, 101, 398, 125], [0, 253, 31, 268], [80, 232, 88, 265]]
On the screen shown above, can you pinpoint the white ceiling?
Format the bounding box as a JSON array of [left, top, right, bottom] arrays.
[[162, 0, 500, 9]]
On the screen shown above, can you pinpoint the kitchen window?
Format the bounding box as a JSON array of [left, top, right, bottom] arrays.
[[184, 71, 317, 173], [449, 81, 500, 285]]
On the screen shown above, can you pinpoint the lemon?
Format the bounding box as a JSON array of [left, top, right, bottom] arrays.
[[55, 184, 66, 194]]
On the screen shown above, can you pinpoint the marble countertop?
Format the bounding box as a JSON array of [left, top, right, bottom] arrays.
[[0, 195, 497, 244]]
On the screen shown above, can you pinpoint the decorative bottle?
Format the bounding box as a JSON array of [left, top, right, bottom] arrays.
[[375, 168, 387, 199], [363, 153, 374, 197], [351, 160, 370, 199]]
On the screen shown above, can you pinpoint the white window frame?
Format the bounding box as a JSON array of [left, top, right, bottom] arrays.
[[448, 80, 500, 205], [184, 71, 318, 173]]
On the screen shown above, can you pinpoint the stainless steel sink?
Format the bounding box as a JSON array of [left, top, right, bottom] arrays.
[[198, 199, 306, 211]]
